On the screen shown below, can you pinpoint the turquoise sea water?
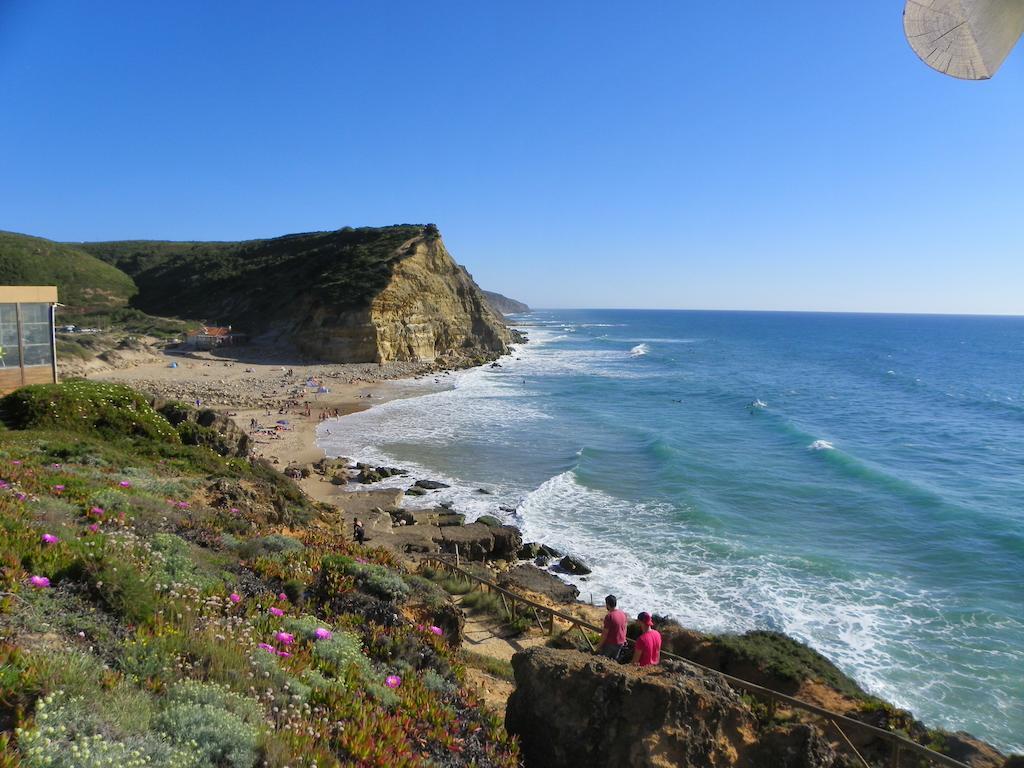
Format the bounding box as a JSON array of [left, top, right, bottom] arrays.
[[319, 310, 1024, 751]]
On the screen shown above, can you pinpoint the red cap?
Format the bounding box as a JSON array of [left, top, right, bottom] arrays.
[[637, 612, 653, 626]]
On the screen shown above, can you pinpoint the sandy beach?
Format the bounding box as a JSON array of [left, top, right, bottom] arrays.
[[88, 345, 457, 503]]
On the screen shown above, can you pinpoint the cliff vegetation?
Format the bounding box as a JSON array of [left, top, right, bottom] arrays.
[[0, 380, 519, 768]]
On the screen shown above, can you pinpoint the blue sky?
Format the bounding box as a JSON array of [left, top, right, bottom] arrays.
[[1, 1, 1022, 313]]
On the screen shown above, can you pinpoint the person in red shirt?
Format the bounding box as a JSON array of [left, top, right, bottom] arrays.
[[598, 594, 627, 660], [632, 611, 662, 667]]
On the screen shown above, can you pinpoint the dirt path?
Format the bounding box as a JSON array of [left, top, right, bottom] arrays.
[[455, 598, 548, 713]]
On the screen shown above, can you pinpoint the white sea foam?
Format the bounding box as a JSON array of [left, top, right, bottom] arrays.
[[752, 399, 768, 409], [629, 343, 650, 357], [808, 439, 834, 451]]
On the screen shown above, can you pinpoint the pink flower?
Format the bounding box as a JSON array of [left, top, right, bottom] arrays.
[[275, 632, 294, 645], [118, 480, 132, 488], [277, 592, 288, 601], [51, 463, 61, 469], [276, 650, 292, 658], [12, 460, 21, 465], [258, 642, 275, 653], [41, 533, 59, 545], [229, 593, 242, 604], [176, 501, 190, 509], [29, 575, 50, 588], [314, 627, 332, 640], [14, 492, 26, 502], [89, 507, 104, 519], [429, 625, 443, 636], [52, 485, 65, 493], [385, 675, 402, 689], [269, 607, 284, 617], [87, 523, 100, 533], [229, 507, 239, 515], [0, 482, 8, 489]]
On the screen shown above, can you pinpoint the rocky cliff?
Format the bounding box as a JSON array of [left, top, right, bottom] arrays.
[[293, 234, 510, 363], [481, 290, 530, 316], [506, 647, 839, 768], [76, 225, 510, 364]]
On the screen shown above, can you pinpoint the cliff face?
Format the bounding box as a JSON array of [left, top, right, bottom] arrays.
[[481, 290, 530, 316], [291, 235, 509, 363], [506, 647, 838, 768], [77, 225, 510, 364]]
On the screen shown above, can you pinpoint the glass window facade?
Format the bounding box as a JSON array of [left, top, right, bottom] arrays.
[[0, 302, 54, 369], [21, 303, 53, 367], [0, 304, 20, 368]]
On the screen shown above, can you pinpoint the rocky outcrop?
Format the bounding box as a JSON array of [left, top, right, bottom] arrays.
[[498, 564, 580, 603], [506, 647, 840, 768], [438, 522, 522, 561], [295, 235, 510, 364], [481, 289, 530, 316]]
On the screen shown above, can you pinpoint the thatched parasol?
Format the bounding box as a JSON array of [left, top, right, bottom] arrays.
[[903, 0, 1024, 79]]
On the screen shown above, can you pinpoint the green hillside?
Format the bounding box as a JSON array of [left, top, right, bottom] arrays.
[[79, 225, 426, 331], [0, 231, 137, 312]]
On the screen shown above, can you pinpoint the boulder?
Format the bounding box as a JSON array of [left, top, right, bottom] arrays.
[[314, 456, 349, 474], [439, 523, 497, 561], [539, 544, 564, 558], [498, 564, 579, 603], [475, 514, 502, 527], [405, 486, 428, 496], [506, 647, 840, 768], [491, 525, 523, 559], [357, 469, 383, 484], [558, 554, 592, 576], [517, 542, 542, 560], [329, 474, 348, 486], [438, 523, 522, 561], [415, 479, 450, 490]]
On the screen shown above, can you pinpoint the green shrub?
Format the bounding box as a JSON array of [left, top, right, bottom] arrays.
[[88, 558, 156, 625], [150, 533, 207, 588], [176, 421, 235, 456], [16, 691, 197, 768], [461, 651, 515, 682], [714, 631, 865, 697], [282, 614, 330, 642], [421, 669, 455, 694], [312, 631, 365, 673], [236, 534, 303, 561], [154, 681, 262, 768], [0, 381, 180, 443], [318, 555, 410, 603]]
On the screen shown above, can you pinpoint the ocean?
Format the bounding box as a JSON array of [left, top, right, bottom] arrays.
[[318, 309, 1024, 752]]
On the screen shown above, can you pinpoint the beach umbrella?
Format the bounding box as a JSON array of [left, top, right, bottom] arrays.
[[904, 0, 1024, 79]]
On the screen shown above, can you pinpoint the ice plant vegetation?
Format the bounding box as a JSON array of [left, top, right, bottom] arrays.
[[0, 380, 519, 768]]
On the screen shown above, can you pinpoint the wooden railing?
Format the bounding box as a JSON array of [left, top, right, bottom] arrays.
[[423, 556, 970, 768]]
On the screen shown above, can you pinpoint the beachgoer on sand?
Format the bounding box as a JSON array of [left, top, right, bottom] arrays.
[[598, 594, 627, 660], [632, 612, 661, 667]]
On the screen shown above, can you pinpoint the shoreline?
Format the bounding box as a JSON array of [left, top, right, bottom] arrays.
[[90, 348, 1018, 760]]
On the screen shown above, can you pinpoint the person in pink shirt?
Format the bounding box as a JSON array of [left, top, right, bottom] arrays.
[[598, 594, 627, 660], [632, 611, 662, 667]]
